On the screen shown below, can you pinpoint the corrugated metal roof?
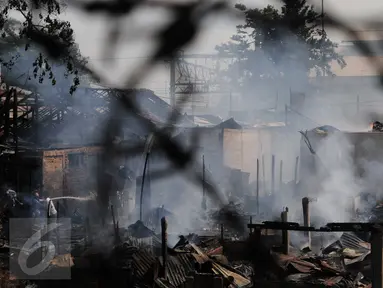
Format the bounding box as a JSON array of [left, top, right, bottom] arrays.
[[158, 253, 197, 287], [340, 233, 370, 252], [132, 249, 157, 280], [155, 278, 174, 288], [177, 253, 196, 273], [168, 256, 187, 287]]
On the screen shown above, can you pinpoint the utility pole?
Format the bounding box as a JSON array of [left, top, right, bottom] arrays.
[[357, 95, 360, 114], [201, 155, 206, 211], [321, 0, 324, 33], [256, 159, 259, 215], [229, 90, 232, 118]]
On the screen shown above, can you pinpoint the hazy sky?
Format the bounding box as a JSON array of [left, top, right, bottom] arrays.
[[63, 0, 383, 93]]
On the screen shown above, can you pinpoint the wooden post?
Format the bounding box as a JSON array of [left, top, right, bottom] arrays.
[[371, 229, 383, 288], [262, 154, 265, 192], [213, 276, 223, 288], [202, 155, 206, 210], [271, 155, 275, 195], [285, 104, 288, 125], [279, 160, 283, 191], [249, 216, 253, 234], [13, 89, 19, 192], [86, 217, 92, 246], [281, 207, 289, 255], [357, 95, 360, 114], [220, 224, 224, 243], [111, 205, 120, 244], [302, 197, 311, 249], [161, 217, 168, 279], [254, 227, 261, 246], [294, 156, 299, 185], [256, 159, 259, 215]]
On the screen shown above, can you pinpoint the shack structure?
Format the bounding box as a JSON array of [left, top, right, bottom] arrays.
[[0, 145, 102, 197], [42, 146, 102, 198]]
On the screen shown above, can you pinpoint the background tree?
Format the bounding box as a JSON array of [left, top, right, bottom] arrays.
[[216, 0, 346, 94], [0, 0, 87, 94]]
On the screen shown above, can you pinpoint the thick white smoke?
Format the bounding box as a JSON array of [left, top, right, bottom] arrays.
[[311, 132, 361, 225]]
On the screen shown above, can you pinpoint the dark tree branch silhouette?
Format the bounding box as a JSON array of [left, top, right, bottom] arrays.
[[0, 0, 87, 93]]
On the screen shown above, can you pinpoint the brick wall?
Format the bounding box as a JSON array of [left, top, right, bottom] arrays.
[[42, 146, 102, 197]]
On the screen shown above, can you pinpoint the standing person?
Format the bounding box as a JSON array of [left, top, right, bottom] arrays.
[[43, 197, 59, 255], [31, 187, 44, 218], [45, 197, 57, 224]]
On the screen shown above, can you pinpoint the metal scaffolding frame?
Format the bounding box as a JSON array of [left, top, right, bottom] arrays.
[[169, 53, 237, 112]]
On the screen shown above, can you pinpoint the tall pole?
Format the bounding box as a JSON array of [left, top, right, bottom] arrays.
[[285, 105, 288, 126], [202, 155, 206, 210], [302, 197, 311, 249], [321, 0, 325, 76], [256, 159, 259, 215], [357, 95, 360, 114], [279, 160, 283, 191], [262, 154, 265, 189], [321, 0, 324, 33], [294, 156, 299, 185], [140, 153, 150, 222], [271, 155, 275, 195], [140, 135, 155, 221], [161, 217, 168, 279], [13, 90, 19, 192]]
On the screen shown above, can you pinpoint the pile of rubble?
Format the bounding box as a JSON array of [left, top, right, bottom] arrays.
[[0, 212, 379, 288], [108, 221, 253, 288], [263, 232, 372, 287]]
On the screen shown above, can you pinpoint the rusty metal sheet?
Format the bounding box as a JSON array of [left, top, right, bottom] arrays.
[[272, 252, 320, 273], [50, 254, 74, 268], [206, 246, 223, 256], [289, 261, 316, 274], [323, 276, 343, 286]]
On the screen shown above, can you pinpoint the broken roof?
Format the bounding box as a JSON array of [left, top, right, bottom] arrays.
[[128, 220, 156, 239], [215, 118, 242, 130]]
